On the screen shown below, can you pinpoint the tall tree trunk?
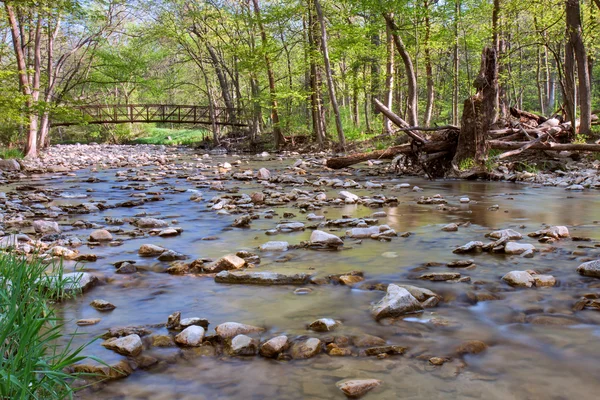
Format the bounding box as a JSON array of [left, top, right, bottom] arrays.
[[314, 0, 345, 149], [383, 23, 394, 133], [383, 13, 418, 126], [423, 0, 434, 127], [370, 15, 381, 115], [452, 0, 460, 125], [251, 0, 285, 148], [308, 1, 326, 145], [566, 0, 592, 135]]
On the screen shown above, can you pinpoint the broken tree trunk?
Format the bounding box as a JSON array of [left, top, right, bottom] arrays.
[[509, 106, 548, 125], [453, 47, 498, 168]]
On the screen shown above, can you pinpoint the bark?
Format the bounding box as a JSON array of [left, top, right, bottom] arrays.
[[452, 0, 460, 125], [383, 23, 394, 133], [566, 0, 592, 135], [307, 2, 326, 145], [314, 0, 345, 149], [423, 0, 434, 127], [251, 0, 285, 148], [383, 13, 418, 126]]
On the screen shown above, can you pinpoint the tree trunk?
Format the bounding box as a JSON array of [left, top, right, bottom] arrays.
[[308, 1, 326, 145], [423, 0, 434, 127], [452, 0, 460, 125], [383, 23, 394, 133], [453, 47, 497, 168], [251, 0, 285, 148], [314, 0, 345, 149], [566, 0, 592, 135], [383, 13, 418, 126]]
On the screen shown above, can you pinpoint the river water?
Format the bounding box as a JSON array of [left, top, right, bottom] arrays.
[[25, 151, 600, 399]]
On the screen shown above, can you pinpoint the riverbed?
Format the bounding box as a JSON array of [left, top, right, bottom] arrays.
[[6, 146, 600, 399]]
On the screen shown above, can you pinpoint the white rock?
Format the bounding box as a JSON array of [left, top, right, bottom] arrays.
[[102, 334, 143, 356], [175, 326, 205, 347], [33, 220, 60, 234], [310, 230, 343, 246], [259, 241, 289, 251], [504, 242, 535, 255], [502, 271, 535, 287], [339, 191, 359, 202], [371, 284, 423, 320], [89, 229, 113, 241]]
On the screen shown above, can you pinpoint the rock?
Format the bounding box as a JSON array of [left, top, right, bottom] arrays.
[[215, 271, 310, 285], [363, 345, 405, 356], [139, 244, 165, 256], [441, 223, 458, 232], [352, 334, 386, 348], [72, 360, 133, 380], [76, 318, 101, 326], [310, 230, 344, 247], [452, 241, 484, 254], [166, 311, 181, 329], [577, 260, 600, 278], [166, 263, 189, 275], [89, 229, 113, 241], [0, 159, 21, 171], [371, 284, 423, 320], [158, 228, 180, 237], [157, 249, 187, 261], [174, 326, 205, 347], [276, 222, 305, 232], [339, 275, 364, 286], [180, 317, 209, 329], [291, 338, 322, 359], [232, 215, 252, 228], [336, 379, 382, 398], [215, 322, 264, 339], [346, 225, 391, 239], [395, 284, 441, 303], [151, 335, 176, 347], [504, 242, 535, 255], [339, 191, 359, 202], [455, 340, 488, 355], [419, 272, 461, 281], [116, 262, 137, 274], [308, 318, 340, 332], [33, 220, 60, 234], [460, 197, 470, 203], [533, 274, 556, 287], [43, 272, 98, 294], [135, 218, 168, 228], [90, 299, 116, 311], [229, 334, 258, 356], [502, 271, 535, 287], [46, 246, 78, 260], [529, 226, 569, 239], [429, 357, 446, 365], [204, 254, 246, 273], [488, 229, 522, 240], [260, 336, 289, 358], [259, 241, 289, 251], [257, 168, 271, 180], [102, 334, 143, 356]]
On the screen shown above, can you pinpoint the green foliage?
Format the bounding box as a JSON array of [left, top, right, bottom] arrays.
[[131, 127, 210, 145], [0, 148, 24, 159], [574, 133, 588, 144], [0, 253, 96, 399], [514, 161, 539, 173], [458, 157, 475, 171]]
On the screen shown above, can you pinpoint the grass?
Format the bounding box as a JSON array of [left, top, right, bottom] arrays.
[[131, 127, 210, 146], [458, 157, 475, 171], [0, 252, 96, 399], [0, 148, 24, 159]]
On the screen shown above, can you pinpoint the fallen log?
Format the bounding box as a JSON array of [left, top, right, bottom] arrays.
[[373, 99, 427, 144], [494, 133, 549, 159], [509, 107, 547, 124], [326, 140, 454, 169], [489, 140, 600, 152]]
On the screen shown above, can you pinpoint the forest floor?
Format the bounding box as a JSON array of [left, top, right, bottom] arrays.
[[130, 127, 211, 146]]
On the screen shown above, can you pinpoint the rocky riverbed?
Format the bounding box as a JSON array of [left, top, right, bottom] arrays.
[[2, 144, 600, 399]]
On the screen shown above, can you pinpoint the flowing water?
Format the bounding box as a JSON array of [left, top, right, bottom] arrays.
[[20, 151, 600, 399]]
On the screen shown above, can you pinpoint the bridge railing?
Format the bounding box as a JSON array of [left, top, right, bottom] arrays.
[[51, 104, 250, 127]]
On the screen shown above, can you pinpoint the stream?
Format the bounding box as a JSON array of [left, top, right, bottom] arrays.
[[12, 149, 600, 399]]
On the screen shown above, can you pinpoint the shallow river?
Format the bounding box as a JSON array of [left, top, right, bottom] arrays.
[[22, 151, 600, 399]]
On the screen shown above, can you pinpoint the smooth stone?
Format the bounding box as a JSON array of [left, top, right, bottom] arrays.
[[339, 191, 359, 202], [502, 271, 535, 287], [90, 299, 116, 311], [309, 230, 343, 246], [33, 220, 60, 234], [229, 334, 257, 356], [504, 242, 535, 255], [441, 223, 458, 232], [76, 318, 101, 326], [577, 260, 600, 278], [260, 335, 289, 358], [455, 340, 488, 355], [204, 254, 246, 273], [175, 326, 205, 347], [291, 338, 322, 359], [336, 379, 382, 398], [308, 318, 340, 332], [533, 274, 556, 287], [371, 284, 423, 320], [138, 244, 165, 256], [89, 229, 113, 241], [259, 241, 289, 251], [135, 218, 168, 228], [215, 270, 310, 285], [488, 229, 522, 240], [102, 334, 143, 356], [215, 322, 264, 339]]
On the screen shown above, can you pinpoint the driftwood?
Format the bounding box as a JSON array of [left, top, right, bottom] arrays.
[[489, 140, 600, 152], [509, 107, 547, 125]]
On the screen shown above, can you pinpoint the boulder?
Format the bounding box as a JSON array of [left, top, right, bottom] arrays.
[[229, 334, 258, 356], [260, 335, 289, 358], [204, 254, 246, 273], [138, 244, 166, 257], [577, 260, 600, 278], [33, 220, 60, 234], [215, 322, 264, 339], [257, 168, 271, 180], [336, 379, 382, 398], [371, 284, 423, 320], [502, 271, 535, 287], [308, 318, 340, 332], [175, 326, 205, 346], [0, 159, 21, 171], [309, 230, 343, 247], [291, 338, 322, 359], [215, 271, 310, 285], [102, 334, 143, 356], [259, 241, 289, 251], [504, 242, 535, 255], [89, 229, 113, 241]]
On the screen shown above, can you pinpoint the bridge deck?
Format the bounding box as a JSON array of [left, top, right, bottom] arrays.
[[52, 104, 249, 127]]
